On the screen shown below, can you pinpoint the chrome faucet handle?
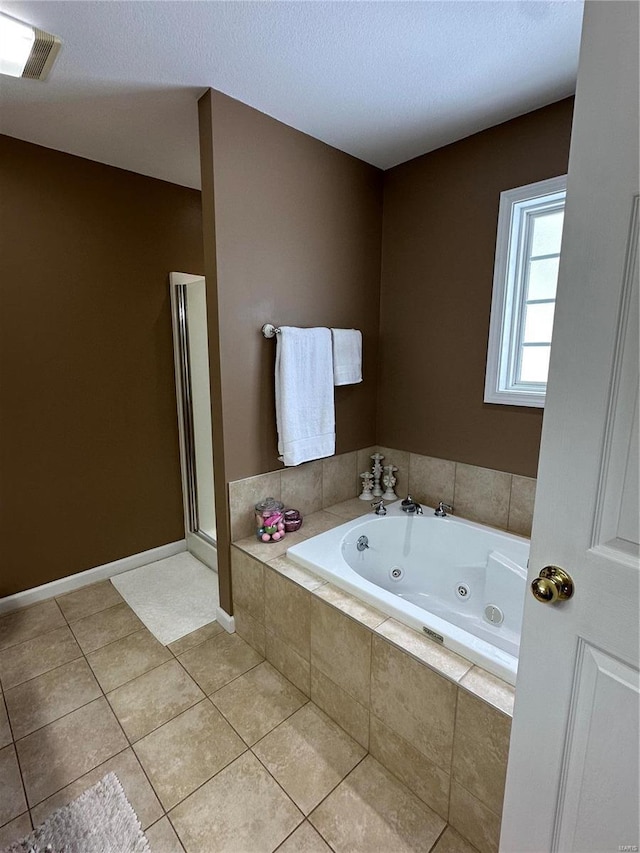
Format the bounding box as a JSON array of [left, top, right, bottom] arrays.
[[371, 500, 387, 516], [434, 501, 453, 517]]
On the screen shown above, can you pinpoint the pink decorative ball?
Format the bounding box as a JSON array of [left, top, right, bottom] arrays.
[[261, 533, 271, 542], [272, 531, 282, 541], [277, 522, 285, 531]]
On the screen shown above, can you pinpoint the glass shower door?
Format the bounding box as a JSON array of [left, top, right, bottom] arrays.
[[170, 273, 216, 555]]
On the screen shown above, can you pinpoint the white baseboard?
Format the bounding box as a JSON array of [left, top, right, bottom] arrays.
[[216, 606, 235, 634], [0, 540, 187, 616]]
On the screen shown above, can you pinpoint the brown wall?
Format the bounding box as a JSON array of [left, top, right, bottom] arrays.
[[378, 98, 574, 478], [205, 91, 383, 483], [0, 135, 204, 597], [1, 96, 573, 601], [199, 90, 383, 613]]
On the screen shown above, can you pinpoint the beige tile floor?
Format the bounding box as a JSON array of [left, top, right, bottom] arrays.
[[0, 581, 479, 853]]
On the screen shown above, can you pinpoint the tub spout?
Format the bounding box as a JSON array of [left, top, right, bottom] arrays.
[[401, 496, 423, 515]]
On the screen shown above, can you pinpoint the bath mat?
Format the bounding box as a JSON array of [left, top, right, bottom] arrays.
[[112, 551, 219, 645], [1, 772, 150, 853]]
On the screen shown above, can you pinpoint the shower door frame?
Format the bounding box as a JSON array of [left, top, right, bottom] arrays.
[[169, 272, 217, 571]]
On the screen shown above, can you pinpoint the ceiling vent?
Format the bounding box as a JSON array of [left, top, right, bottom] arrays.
[[22, 28, 61, 80], [0, 13, 61, 81]]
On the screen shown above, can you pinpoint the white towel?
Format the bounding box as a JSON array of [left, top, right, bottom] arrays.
[[331, 328, 362, 385], [275, 327, 336, 466]]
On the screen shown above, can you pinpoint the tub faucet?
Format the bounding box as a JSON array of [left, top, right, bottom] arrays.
[[401, 495, 423, 515], [435, 501, 453, 517], [371, 500, 387, 516]]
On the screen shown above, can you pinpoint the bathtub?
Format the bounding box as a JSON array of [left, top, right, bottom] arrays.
[[286, 500, 530, 685]]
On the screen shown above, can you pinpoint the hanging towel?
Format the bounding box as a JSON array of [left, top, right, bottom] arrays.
[[331, 328, 362, 385], [275, 327, 336, 466]]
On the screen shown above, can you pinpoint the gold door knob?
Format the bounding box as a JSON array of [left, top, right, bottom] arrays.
[[531, 566, 574, 604]]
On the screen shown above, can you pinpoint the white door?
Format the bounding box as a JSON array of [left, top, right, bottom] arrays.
[[501, 4, 639, 852]]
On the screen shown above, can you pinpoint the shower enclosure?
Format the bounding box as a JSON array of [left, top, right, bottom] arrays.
[[169, 272, 217, 569]]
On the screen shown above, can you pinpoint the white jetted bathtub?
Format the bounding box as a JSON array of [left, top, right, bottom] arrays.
[[286, 500, 530, 685]]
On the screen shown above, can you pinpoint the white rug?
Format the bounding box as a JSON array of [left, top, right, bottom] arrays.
[[112, 551, 219, 646], [2, 773, 149, 853]]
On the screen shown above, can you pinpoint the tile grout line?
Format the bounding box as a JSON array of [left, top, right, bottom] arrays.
[[66, 600, 134, 631], [55, 588, 125, 627], [75, 608, 183, 829], [0, 594, 67, 622], [302, 750, 370, 841], [452, 461, 458, 512], [28, 738, 198, 841], [117, 687, 209, 751], [100, 653, 179, 699], [4, 597, 80, 831], [145, 692, 355, 850], [446, 684, 462, 826], [69, 625, 145, 657], [506, 472, 514, 531], [305, 747, 454, 851], [98, 687, 170, 829], [162, 744, 251, 818], [158, 811, 188, 853], [8, 632, 185, 744], [272, 818, 339, 853], [0, 687, 33, 834], [429, 824, 449, 852], [166, 625, 224, 659], [81, 625, 162, 661], [26, 744, 131, 822], [246, 701, 368, 850], [12, 588, 154, 827], [103, 642, 273, 824], [1, 649, 85, 694], [14, 614, 122, 817], [248, 746, 307, 827], [207, 675, 308, 750], [174, 636, 265, 697], [10, 687, 102, 746], [367, 623, 374, 744], [0, 619, 72, 657], [240, 692, 311, 752], [32, 598, 168, 831]]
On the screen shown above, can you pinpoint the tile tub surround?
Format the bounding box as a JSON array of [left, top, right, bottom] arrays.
[[225, 448, 527, 850], [232, 537, 515, 853], [406, 452, 537, 537], [228, 451, 362, 541], [228, 445, 536, 542]]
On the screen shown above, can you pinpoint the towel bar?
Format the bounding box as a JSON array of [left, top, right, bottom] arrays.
[[261, 323, 281, 338]]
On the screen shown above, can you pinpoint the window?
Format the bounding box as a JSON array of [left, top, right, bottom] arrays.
[[485, 175, 567, 407]]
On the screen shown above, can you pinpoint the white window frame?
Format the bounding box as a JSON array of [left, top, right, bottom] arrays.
[[484, 174, 567, 408]]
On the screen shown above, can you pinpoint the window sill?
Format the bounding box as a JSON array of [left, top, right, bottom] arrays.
[[484, 389, 545, 408]]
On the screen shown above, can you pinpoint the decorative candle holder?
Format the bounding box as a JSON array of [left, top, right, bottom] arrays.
[[283, 508, 303, 533], [359, 471, 374, 501], [371, 453, 384, 497], [382, 464, 398, 501]]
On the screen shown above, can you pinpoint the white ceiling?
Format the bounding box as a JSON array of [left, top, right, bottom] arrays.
[[0, 1, 584, 189]]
